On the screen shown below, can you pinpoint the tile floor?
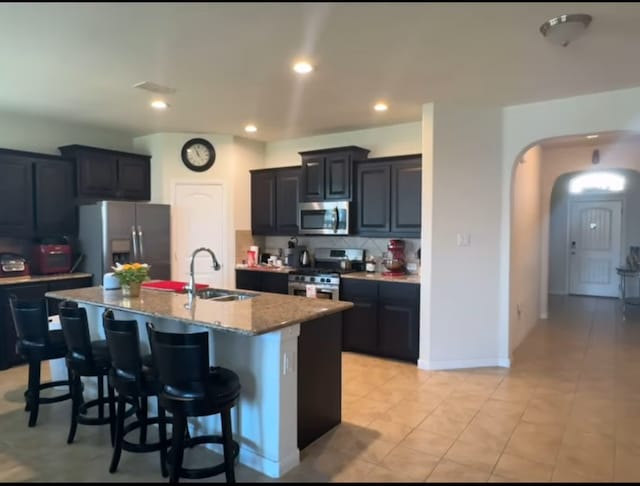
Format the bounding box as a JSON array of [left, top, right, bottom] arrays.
[[1, 294, 639, 482]]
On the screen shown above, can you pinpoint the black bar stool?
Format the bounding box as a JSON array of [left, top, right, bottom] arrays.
[[58, 302, 116, 445], [8, 295, 72, 427], [102, 310, 170, 477], [146, 322, 241, 484]]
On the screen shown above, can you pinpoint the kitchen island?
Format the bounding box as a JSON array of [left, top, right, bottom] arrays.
[[45, 285, 353, 478]]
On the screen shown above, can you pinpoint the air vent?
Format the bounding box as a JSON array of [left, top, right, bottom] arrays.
[[132, 81, 176, 94]]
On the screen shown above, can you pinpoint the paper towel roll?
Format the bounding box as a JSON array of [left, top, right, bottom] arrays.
[[103, 272, 121, 290]]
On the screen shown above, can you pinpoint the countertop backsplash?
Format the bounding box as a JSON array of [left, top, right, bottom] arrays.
[[263, 236, 421, 263]]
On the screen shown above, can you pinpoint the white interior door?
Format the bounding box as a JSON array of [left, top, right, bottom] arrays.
[[569, 200, 622, 297], [172, 183, 224, 287]]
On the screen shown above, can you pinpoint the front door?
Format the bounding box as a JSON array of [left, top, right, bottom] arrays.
[[569, 199, 622, 297], [172, 183, 225, 288]]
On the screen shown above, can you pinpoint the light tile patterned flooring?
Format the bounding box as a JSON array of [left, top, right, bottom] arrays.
[[1, 295, 640, 482]]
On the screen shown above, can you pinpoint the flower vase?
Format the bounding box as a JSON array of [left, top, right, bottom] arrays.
[[121, 282, 141, 298]]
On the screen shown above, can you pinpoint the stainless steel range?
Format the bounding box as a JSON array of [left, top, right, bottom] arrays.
[[288, 248, 365, 300]]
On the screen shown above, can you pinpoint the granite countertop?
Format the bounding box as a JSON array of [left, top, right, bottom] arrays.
[[235, 264, 294, 274], [341, 271, 421, 284], [46, 286, 353, 336], [0, 272, 93, 286]]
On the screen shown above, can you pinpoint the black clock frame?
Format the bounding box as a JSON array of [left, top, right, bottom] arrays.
[[181, 138, 216, 172]]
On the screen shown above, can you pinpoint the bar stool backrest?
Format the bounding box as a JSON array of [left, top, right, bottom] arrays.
[[146, 322, 210, 389], [8, 295, 49, 349], [59, 304, 96, 370], [103, 310, 142, 385]]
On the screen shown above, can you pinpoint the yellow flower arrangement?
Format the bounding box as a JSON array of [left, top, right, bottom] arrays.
[[111, 262, 151, 285]]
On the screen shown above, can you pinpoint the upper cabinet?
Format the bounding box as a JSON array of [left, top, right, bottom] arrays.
[[59, 145, 150, 201], [299, 146, 369, 202], [355, 154, 422, 237], [0, 149, 77, 238], [251, 166, 301, 235]]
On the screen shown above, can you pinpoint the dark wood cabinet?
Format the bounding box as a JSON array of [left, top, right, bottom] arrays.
[[341, 278, 420, 362], [235, 269, 289, 294], [355, 154, 422, 237], [250, 166, 300, 236], [0, 277, 93, 370], [34, 158, 77, 236], [0, 154, 34, 237], [59, 145, 151, 202], [0, 149, 78, 238], [299, 146, 369, 202]]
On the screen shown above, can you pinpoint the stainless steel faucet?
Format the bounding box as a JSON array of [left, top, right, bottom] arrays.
[[185, 247, 221, 309]]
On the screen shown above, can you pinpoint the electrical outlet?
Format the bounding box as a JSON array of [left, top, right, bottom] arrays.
[[282, 351, 296, 375], [457, 233, 471, 247]]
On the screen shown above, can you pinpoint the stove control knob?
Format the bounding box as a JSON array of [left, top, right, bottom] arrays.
[[310, 277, 315, 282]]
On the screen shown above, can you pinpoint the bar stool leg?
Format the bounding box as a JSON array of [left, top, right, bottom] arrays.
[[97, 375, 105, 420], [139, 396, 148, 445], [221, 409, 236, 483], [27, 360, 41, 427], [108, 383, 116, 447], [109, 394, 127, 473], [169, 414, 186, 483], [67, 372, 81, 444], [158, 400, 169, 478]]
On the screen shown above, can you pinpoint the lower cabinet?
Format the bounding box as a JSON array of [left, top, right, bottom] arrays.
[[235, 269, 289, 294], [0, 277, 93, 370], [341, 279, 420, 362]]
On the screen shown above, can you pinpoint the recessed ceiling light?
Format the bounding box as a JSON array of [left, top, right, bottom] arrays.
[[586, 134, 599, 139], [293, 61, 313, 74], [245, 124, 258, 133], [374, 102, 388, 112], [150, 100, 169, 110]]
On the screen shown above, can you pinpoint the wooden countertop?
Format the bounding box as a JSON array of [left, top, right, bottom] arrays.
[[0, 272, 93, 286], [46, 286, 353, 336]]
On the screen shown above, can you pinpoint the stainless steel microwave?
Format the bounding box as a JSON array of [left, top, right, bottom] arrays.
[[298, 201, 350, 235]]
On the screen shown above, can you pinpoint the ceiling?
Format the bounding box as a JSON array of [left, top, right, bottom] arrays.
[[2, 2, 640, 141]]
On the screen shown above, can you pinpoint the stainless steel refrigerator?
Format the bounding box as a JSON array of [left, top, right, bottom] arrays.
[[78, 201, 171, 285]]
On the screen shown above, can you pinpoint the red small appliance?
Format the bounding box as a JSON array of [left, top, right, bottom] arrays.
[[382, 239, 406, 277], [32, 244, 72, 274]]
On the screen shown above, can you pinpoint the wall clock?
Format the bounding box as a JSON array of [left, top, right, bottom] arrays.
[[181, 138, 216, 172]]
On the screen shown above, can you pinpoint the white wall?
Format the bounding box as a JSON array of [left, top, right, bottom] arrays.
[[509, 145, 542, 352], [0, 110, 134, 154], [133, 133, 266, 287], [501, 86, 640, 363], [420, 102, 504, 370], [264, 121, 421, 167]]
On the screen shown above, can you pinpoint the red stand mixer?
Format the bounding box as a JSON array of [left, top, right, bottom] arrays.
[[382, 239, 406, 276]]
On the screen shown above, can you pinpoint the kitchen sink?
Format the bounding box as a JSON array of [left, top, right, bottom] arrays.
[[196, 288, 256, 301]]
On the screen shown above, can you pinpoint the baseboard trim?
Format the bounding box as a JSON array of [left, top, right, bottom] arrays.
[[235, 446, 299, 478], [540, 312, 548, 319], [418, 357, 510, 370]]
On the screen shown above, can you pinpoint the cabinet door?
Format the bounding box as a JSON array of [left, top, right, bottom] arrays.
[[356, 163, 390, 235], [251, 171, 277, 235], [391, 159, 422, 236], [47, 277, 93, 316], [341, 279, 378, 354], [261, 272, 289, 294], [301, 156, 325, 201], [276, 168, 300, 235], [235, 270, 262, 291], [0, 156, 34, 237], [76, 151, 118, 198], [34, 159, 77, 236], [325, 152, 351, 200], [378, 282, 419, 362], [0, 283, 48, 370], [117, 156, 150, 201]]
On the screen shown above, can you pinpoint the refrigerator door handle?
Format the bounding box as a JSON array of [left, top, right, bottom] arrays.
[[131, 225, 139, 261], [137, 225, 144, 262]]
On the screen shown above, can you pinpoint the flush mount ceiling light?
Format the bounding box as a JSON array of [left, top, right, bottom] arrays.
[[150, 100, 169, 110], [244, 124, 258, 133], [292, 61, 313, 74], [540, 14, 592, 47], [374, 102, 388, 112]]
